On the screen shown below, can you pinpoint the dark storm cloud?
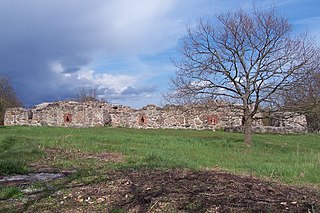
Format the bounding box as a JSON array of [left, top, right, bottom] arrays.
[[0, 0, 107, 105], [63, 67, 81, 74], [0, 0, 179, 106]]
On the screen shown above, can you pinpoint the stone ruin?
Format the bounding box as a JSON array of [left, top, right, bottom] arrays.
[[4, 100, 307, 133]]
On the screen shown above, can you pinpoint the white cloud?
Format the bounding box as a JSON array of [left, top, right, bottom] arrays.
[[90, 72, 137, 93], [76, 70, 94, 81], [190, 80, 211, 89], [49, 61, 64, 74], [56, 68, 139, 94]]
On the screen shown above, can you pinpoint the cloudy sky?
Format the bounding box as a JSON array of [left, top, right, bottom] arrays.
[[0, 0, 319, 108]]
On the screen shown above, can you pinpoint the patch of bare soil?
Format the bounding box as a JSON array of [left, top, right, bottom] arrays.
[[28, 169, 320, 213], [44, 147, 124, 163]]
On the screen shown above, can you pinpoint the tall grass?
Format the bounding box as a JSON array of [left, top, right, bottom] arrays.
[[0, 126, 319, 186], [0, 135, 42, 175]]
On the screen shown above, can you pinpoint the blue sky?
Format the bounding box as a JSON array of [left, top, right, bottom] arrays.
[[0, 0, 319, 108]]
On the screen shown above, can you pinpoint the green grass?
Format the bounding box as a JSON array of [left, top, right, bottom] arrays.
[[0, 186, 23, 200], [0, 135, 43, 175], [0, 126, 319, 186]]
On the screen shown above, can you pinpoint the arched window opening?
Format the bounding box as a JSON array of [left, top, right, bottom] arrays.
[[27, 110, 33, 120], [64, 114, 72, 123], [138, 115, 148, 125]]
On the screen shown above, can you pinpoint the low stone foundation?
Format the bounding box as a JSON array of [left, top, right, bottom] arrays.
[[224, 125, 307, 134]]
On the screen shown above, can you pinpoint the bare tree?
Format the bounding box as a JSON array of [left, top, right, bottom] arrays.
[[282, 68, 320, 132], [75, 88, 100, 103], [0, 76, 22, 125], [167, 8, 319, 145]]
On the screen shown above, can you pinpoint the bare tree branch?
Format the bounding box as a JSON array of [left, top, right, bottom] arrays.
[[0, 76, 22, 125], [75, 88, 100, 103]]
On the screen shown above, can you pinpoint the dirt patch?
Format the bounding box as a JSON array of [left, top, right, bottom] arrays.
[[86, 152, 123, 162], [27, 169, 320, 213], [44, 147, 124, 163]]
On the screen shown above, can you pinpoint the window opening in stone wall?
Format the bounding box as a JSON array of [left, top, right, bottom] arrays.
[[261, 110, 271, 126], [64, 114, 72, 123], [207, 115, 218, 125], [27, 110, 33, 120], [138, 115, 147, 125]]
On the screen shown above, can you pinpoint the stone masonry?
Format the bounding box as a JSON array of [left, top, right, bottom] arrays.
[[4, 100, 307, 133]]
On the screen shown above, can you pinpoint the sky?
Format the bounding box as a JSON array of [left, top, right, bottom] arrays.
[[0, 0, 319, 108]]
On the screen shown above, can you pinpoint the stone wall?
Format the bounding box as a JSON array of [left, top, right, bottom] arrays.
[[114, 104, 244, 130], [4, 100, 307, 133], [224, 112, 307, 134], [4, 101, 111, 127]]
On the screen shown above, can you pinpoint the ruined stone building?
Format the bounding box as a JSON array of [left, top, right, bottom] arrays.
[[4, 101, 307, 133]]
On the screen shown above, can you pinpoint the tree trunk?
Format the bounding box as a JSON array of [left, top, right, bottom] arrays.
[[244, 117, 252, 146], [243, 107, 253, 146]]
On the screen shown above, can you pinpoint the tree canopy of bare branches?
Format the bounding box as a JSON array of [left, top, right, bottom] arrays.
[[283, 68, 320, 132], [75, 88, 100, 103], [167, 7, 319, 145], [0, 76, 22, 125]]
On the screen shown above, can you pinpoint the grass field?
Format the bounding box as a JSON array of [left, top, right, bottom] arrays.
[[0, 126, 319, 186]]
